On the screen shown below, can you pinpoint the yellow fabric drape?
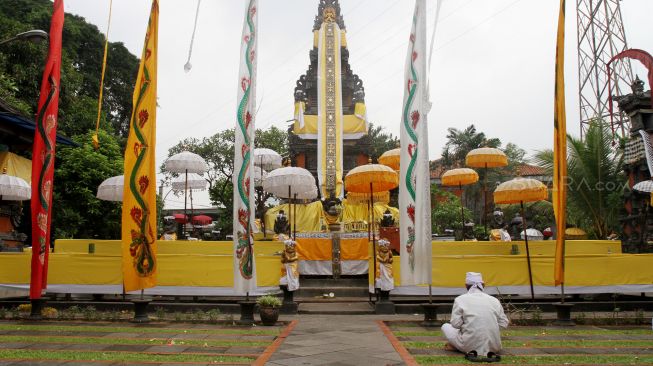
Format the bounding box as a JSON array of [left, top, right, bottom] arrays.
[[340, 201, 399, 224], [553, 0, 568, 286], [293, 115, 367, 137], [264, 202, 326, 233], [121, 0, 158, 293], [0, 152, 31, 182]]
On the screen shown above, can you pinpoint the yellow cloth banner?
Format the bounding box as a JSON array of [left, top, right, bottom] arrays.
[[340, 201, 399, 224], [121, 0, 159, 293], [0, 151, 31, 182], [553, 0, 568, 286]]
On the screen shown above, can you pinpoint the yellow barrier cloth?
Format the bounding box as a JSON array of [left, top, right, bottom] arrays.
[[54, 239, 283, 256], [0, 252, 279, 287], [0, 152, 31, 182], [341, 238, 369, 260], [121, 0, 159, 293], [296, 237, 332, 260], [431, 240, 621, 256]]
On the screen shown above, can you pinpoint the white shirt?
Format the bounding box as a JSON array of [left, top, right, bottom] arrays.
[[449, 287, 509, 355]]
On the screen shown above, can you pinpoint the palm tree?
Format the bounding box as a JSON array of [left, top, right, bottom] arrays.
[[533, 121, 624, 239]]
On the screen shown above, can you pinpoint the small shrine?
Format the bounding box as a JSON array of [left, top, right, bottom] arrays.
[[614, 77, 653, 253]]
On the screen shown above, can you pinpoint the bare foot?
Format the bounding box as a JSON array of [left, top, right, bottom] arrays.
[[443, 343, 457, 352]]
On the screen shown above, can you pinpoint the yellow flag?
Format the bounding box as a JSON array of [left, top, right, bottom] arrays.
[[121, 0, 158, 293], [553, 0, 567, 286]]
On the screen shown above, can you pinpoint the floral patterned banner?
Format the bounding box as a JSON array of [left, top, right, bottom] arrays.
[[399, 0, 432, 286], [233, 0, 258, 294], [30, 0, 64, 300], [121, 0, 158, 293]]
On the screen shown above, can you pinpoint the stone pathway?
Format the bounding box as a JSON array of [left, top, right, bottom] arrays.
[[267, 314, 410, 365]]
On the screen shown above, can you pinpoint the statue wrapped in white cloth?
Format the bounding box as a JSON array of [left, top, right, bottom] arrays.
[[375, 239, 394, 291], [441, 272, 509, 359], [280, 239, 300, 291]]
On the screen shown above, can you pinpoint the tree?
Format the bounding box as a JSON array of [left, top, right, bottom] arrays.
[[533, 121, 624, 239], [163, 127, 288, 237], [0, 0, 139, 139], [368, 123, 399, 162], [441, 124, 501, 169], [52, 129, 124, 239], [431, 186, 472, 237]]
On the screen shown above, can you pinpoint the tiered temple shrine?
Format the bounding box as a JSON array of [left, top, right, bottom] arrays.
[[289, 0, 370, 200], [615, 77, 653, 253]]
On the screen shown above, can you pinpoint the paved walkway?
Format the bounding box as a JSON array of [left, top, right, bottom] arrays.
[[266, 314, 420, 366]]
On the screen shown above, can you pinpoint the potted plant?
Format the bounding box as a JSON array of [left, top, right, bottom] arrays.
[[256, 295, 282, 326]]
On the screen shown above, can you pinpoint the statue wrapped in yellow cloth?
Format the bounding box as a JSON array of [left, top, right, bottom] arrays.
[[375, 239, 394, 291], [280, 239, 300, 291]]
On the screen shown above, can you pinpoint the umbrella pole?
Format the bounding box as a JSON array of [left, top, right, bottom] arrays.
[[459, 183, 465, 240], [261, 157, 266, 239], [483, 164, 488, 236], [521, 201, 535, 302], [370, 182, 377, 293], [288, 185, 292, 238], [190, 187, 195, 237], [367, 199, 371, 241], [184, 169, 188, 238], [293, 193, 297, 240]]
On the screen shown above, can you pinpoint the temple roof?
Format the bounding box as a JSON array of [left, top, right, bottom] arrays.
[[313, 0, 346, 31]]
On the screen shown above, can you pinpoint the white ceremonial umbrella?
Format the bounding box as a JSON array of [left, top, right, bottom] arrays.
[[263, 166, 317, 239], [164, 151, 208, 238], [520, 228, 544, 241], [253, 148, 282, 171], [0, 171, 31, 201], [164, 151, 208, 174], [171, 173, 206, 191], [96, 175, 123, 202]]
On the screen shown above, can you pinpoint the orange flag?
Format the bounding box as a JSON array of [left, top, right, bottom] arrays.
[[553, 0, 568, 286], [121, 0, 158, 292]]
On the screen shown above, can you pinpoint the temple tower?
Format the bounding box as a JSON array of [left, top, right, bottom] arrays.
[[289, 0, 370, 200]]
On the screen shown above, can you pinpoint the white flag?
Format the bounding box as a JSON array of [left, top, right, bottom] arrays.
[[400, 0, 432, 286], [233, 0, 258, 294]]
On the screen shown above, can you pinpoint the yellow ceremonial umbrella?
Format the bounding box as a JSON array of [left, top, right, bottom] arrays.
[[466, 147, 508, 234], [494, 177, 547, 302], [345, 161, 398, 288], [378, 148, 400, 171], [441, 168, 479, 239], [565, 227, 587, 240]]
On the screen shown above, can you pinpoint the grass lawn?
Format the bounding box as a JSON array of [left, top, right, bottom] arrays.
[[386, 323, 653, 365], [0, 321, 287, 364]]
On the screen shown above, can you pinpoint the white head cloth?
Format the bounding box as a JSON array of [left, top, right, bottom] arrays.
[[465, 272, 484, 291]]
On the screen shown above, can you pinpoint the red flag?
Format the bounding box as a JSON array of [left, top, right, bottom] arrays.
[[30, 0, 64, 300]]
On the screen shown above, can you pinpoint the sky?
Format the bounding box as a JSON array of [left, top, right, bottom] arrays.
[[62, 0, 653, 209]]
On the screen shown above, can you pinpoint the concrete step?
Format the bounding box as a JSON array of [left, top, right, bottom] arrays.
[[298, 301, 375, 315], [295, 286, 369, 298]]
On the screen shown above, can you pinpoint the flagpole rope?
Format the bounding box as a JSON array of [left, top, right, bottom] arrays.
[[93, 0, 113, 149]]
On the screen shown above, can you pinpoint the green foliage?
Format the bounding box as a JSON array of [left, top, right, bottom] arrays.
[[368, 123, 399, 162], [53, 129, 123, 239], [441, 124, 501, 169], [256, 295, 282, 307], [256, 126, 288, 157], [533, 121, 624, 239], [0, 0, 138, 138], [431, 186, 472, 234], [498, 201, 555, 233]]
